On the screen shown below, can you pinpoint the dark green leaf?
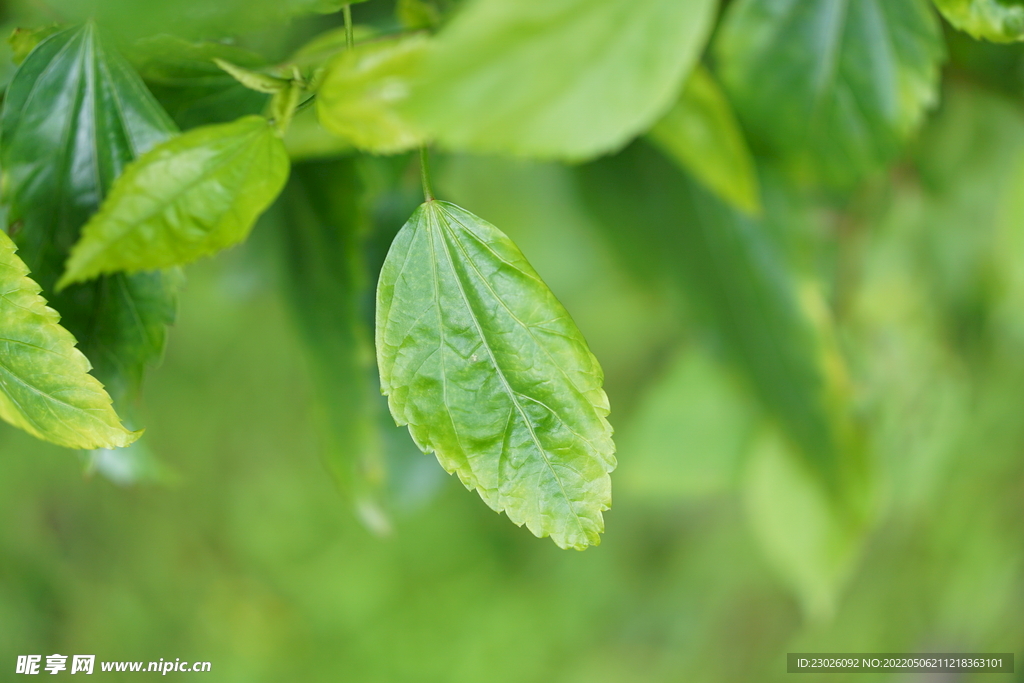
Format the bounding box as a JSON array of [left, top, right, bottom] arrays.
[[128, 35, 270, 129], [0, 230, 138, 450], [714, 0, 944, 185], [59, 115, 290, 285], [403, 0, 717, 160], [376, 200, 615, 549], [577, 141, 852, 493], [1, 24, 181, 408]]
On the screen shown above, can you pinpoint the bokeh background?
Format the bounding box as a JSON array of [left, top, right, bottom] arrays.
[[2, 0, 1024, 681]]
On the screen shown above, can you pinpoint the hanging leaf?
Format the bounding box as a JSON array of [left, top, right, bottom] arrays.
[[648, 65, 761, 216], [0, 23, 182, 409], [403, 0, 717, 160], [714, 0, 945, 185], [376, 200, 616, 549], [316, 34, 428, 153], [932, 0, 1024, 42], [0, 231, 138, 450], [59, 115, 290, 287]]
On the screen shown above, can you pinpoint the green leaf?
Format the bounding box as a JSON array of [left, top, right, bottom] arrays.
[[376, 200, 615, 549], [1, 24, 182, 407], [577, 141, 853, 494], [648, 65, 761, 216], [128, 35, 270, 129], [0, 230, 138, 450], [68, 270, 183, 404], [714, 0, 945, 185], [403, 0, 717, 160], [59, 115, 290, 287], [933, 0, 1024, 42], [316, 34, 428, 153], [214, 58, 289, 94]]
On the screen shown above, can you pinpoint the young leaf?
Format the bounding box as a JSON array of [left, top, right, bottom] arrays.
[[402, 0, 717, 160], [0, 230, 138, 450], [648, 65, 761, 216], [714, 0, 945, 185], [316, 35, 428, 153], [932, 0, 1024, 42], [0, 23, 182, 408], [376, 200, 615, 550], [214, 58, 289, 94], [59, 115, 290, 287]]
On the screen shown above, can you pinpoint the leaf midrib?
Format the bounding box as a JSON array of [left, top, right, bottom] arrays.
[[427, 203, 589, 541]]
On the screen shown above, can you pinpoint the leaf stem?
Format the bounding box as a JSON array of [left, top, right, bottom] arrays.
[[343, 4, 354, 51], [420, 147, 435, 202]]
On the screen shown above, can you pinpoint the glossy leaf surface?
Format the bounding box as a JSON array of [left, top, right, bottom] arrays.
[[0, 230, 138, 450], [1, 24, 181, 407], [715, 0, 944, 184], [376, 200, 615, 549], [649, 66, 761, 215], [60, 115, 290, 286], [933, 0, 1024, 42], [404, 0, 717, 160], [317, 35, 428, 154]]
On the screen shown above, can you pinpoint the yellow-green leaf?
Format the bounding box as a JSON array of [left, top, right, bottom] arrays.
[[933, 0, 1024, 42], [376, 200, 616, 550], [58, 116, 290, 287], [316, 34, 428, 153], [648, 66, 761, 216], [403, 0, 717, 160], [0, 231, 138, 450]]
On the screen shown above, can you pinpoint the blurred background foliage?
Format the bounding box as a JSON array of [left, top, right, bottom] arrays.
[[1, 0, 1024, 680]]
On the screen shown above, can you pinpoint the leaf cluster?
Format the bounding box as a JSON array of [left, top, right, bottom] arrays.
[[0, 0, 1015, 562]]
